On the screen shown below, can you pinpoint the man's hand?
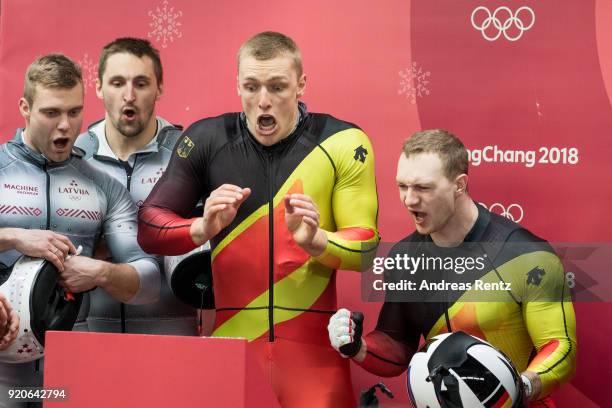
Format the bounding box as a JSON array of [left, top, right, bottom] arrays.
[[284, 194, 327, 255], [0, 294, 19, 350], [2, 228, 77, 272], [190, 185, 251, 245], [328, 308, 366, 362], [60, 255, 106, 293]]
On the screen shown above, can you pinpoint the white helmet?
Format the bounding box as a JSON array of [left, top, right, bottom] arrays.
[[408, 331, 525, 408], [0, 255, 82, 363], [163, 241, 214, 309]]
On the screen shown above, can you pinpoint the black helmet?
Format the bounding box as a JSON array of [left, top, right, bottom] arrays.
[[164, 243, 215, 309]]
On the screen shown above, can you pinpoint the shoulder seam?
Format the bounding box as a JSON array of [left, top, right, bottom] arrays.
[[315, 143, 337, 176]]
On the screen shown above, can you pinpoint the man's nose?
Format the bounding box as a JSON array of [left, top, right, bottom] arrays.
[[403, 188, 420, 207], [123, 84, 136, 103], [257, 88, 271, 110], [57, 114, 70, 132]]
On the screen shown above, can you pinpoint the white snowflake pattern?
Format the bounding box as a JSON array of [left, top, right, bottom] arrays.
[[78, 54, 98, 93], [398, 62, 431, 104], [147, 0, 183, 49]]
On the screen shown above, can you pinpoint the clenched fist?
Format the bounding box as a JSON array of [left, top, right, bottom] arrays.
[[328, 308, 364, 358]]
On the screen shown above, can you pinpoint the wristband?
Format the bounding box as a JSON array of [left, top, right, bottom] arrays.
[[521, 374, 532, 398]]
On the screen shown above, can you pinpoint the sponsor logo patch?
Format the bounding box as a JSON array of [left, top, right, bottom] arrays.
[[58, 180, 90, 201], [3, 183, 39, 196]]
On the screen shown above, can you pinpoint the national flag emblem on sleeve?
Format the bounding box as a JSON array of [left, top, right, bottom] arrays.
[[177, 136, 195, 158]]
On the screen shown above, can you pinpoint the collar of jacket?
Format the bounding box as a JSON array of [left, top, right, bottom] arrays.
[[86, 117, 182, 160], [239, 101, 309, 152]]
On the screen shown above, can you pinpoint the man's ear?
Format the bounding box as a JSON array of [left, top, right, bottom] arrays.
[[18, 97, 31, 121], [95, 78, 103, 99], [156, 82, 164, 100], [455, 173, 468, 195], [297, 73, 306, 98]]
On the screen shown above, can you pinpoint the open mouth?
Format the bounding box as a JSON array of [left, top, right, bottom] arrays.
[[53, 137, 70, 150], [122, 106, 138, 121], [256, 115, 277, 134], [410, 210, 426, 224]]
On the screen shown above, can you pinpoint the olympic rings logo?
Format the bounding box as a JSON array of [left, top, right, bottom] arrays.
[[481, 202, 524, 222], [471, 6, 535, 42]]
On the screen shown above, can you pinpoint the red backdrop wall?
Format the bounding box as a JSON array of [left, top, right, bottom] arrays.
[[0, 1, 609, 406]]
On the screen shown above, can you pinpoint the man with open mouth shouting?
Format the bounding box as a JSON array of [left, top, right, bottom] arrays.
[[0, 54, 160, 408], [138, 32, 380, 407], [328, 130, 577, 408], [75, 38, 213, 337]]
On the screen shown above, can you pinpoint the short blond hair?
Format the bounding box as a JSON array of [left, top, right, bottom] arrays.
[[403, 129, 469, 180], [23, 54, 82, 105], [237, 31, 303, 78]]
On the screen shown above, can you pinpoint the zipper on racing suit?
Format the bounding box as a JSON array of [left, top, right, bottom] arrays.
[[267, 151, 275, 342], [39, 161, 51, 374], [43, 162, 51, 229], [121, 156, 137, 191], [118, 156, 138, 333]]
